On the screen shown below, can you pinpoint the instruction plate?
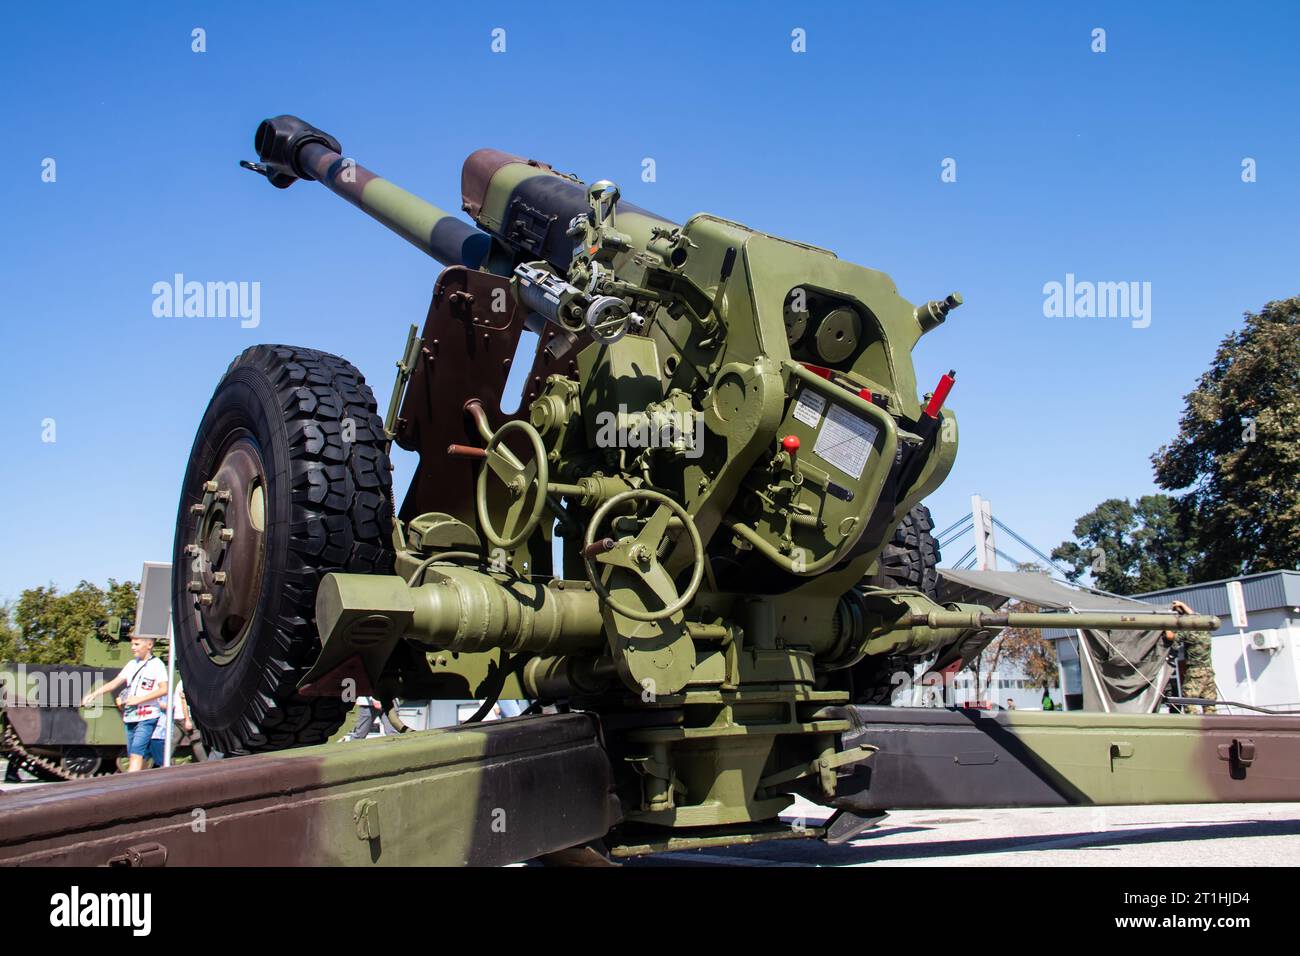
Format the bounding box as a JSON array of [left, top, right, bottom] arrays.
[[793, 389, 826, 427], [813, 404, 878, 479]]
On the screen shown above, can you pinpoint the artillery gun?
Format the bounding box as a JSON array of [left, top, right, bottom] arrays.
[[7, 114, 1277, 864]]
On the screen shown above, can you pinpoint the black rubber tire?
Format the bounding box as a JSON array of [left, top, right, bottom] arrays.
[[172, 345, 393, 756], [853, 504, 942, 705], [869, 504, 941, 600]]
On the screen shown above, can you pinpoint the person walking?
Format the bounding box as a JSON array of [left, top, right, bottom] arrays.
[[80, 635, 168, 772], [149, 676, 198, 767], [349, 695, 381, 740]]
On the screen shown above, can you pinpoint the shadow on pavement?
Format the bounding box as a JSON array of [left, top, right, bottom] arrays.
[[631, 817, 1300, 866]]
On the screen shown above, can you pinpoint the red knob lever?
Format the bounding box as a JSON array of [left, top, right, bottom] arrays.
[[924, 370, 956, 419]]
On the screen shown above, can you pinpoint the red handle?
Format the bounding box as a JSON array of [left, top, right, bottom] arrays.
[[924, 370, 956, 418]]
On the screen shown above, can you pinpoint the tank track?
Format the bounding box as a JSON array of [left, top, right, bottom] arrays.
[[1, 714, 112, 782]]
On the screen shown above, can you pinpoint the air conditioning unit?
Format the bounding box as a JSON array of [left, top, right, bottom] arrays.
[[1249, 629, 1282, 652]]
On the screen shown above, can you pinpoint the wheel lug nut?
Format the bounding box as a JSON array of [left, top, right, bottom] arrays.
[[213, 572, 227, 584], [199, 594, 214, 606], [203, 480, 219, 493], [187, 581, 203, 593], [185, 544, 199, 556], [220, 528, 234, 542], [190, 503, 206, 514], [216, 490, 232, 502]]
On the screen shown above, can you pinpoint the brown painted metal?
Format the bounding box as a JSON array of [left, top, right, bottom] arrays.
[[391, 266, 590, 524], [460, 148, 556, 220], [194, 437, 267, 656], [0, 713, 618, 867]]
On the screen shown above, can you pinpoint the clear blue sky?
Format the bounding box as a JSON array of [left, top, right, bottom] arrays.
[[1, 1, 1296, 599]]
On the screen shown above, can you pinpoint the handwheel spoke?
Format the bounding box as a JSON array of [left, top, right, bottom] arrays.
[[503, 493, 531, 538], [636, 504, 674, 551], [487, 447, 523, 485], [582, 489, 705, 625], [595, 539, 639, 571], [475, 418, 550, 551]]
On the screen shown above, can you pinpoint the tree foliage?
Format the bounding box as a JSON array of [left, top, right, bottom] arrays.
[[1051, 495, 1199, 595], [6, 580, 138, 665], [963, 564, 1059, 700], [1152, 296, 1300, 578], [996, 601, 1060, 691], [0, 603, 18, 663]]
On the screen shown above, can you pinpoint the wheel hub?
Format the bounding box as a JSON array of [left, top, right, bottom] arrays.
[[187, 437, 267, 662]]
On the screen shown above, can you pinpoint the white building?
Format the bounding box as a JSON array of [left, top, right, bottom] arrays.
[[1132, 570, 1300, 714]]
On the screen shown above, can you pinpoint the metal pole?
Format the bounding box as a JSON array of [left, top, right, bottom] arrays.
[[163, 615, 176, 768], [1239, 627, 1257, 708]]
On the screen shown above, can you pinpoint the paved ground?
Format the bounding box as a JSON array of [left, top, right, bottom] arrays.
[[5, 774, 1297, 866], [630, 797, 1300, 866]]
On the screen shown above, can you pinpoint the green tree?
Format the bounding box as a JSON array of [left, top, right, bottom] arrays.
[[1152, 296, 1300, 578], [9, 580, 139, 665], [0, 602, 18, 662], [1051, 495, 1199, 595]]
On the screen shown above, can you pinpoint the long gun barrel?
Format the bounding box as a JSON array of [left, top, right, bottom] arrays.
[[241, 115, 491, 269], [905, 610, 1221, 631]]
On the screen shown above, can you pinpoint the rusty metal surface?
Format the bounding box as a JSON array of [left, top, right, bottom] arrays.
[[0, 713, 619, 866]]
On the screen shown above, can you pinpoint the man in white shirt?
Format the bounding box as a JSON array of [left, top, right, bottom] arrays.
[[80, 636, 169, 772]]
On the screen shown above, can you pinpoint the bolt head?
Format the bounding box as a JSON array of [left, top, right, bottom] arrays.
[[213, 571, 228, 584], [203, 480, 219, 493], [187, 581, 203, 593], [219, 528, 234, 542], [198, 594, 214, 606]]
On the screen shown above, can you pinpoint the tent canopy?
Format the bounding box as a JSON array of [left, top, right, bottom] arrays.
[[939, 568, 1171, 613], [936, 568, 1173, 713]]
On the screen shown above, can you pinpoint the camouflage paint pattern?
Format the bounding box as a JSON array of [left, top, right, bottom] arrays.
[[1177, 629, 1218, 711], [831, 706, 1300, 810], [6, 705, 1297, 866], [0, 713, 616, 866], [460, 148, 675, 272], [294, 142, 491, 269]]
